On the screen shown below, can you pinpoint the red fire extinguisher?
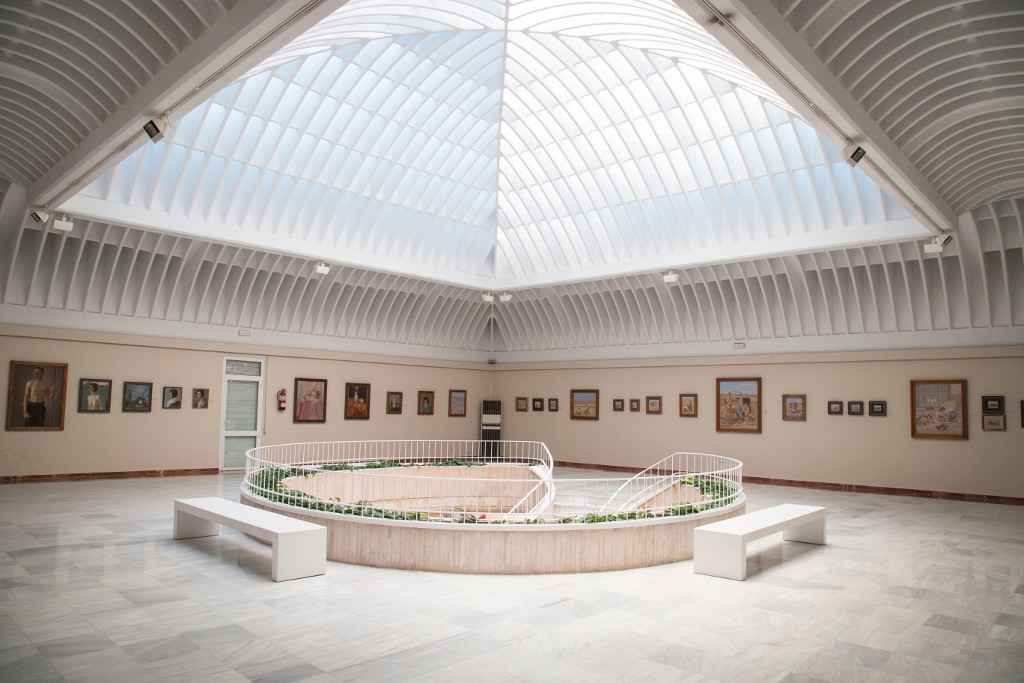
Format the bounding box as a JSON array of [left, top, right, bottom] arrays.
[[277, 389, 287, 410]]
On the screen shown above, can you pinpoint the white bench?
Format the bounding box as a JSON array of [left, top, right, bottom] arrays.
[[174, 497, 327, 581], [693, 503, 826, 580]]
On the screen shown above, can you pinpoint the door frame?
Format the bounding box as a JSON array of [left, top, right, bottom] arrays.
[[220, 355, 265, 471]]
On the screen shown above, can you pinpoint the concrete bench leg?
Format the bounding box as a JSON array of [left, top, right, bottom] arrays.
[[272, 527, 328, 581], [782, 515, 826, 545], [693, 528, 747, 581], [174, 508, 220, 540]]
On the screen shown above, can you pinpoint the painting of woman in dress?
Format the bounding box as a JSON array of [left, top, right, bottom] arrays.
[[294, 378, 327, 423]]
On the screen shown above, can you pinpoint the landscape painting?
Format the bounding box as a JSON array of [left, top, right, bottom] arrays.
[[716, 378, 761, 433]]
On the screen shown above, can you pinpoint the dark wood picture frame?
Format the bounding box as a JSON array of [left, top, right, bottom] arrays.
[[613, 398, 624, 411], [679, 393, 698, 417], [192, 388, 209, 409], [532, 398, 544, 411], [848, 400, 864, 416], [982, 396, 1004, 415], [294, 378, 327, 423], [548, 398, 558, 412], [716, 377, 761, 433], [78, 378, 112, 414], [782, 394, 805, 421], [570, 389, 599, 420], [449, 389, 467, 417], [162, 386, 183, 409], [868, 400, 887, 417], [7, 361, 69, 430], [827, 400, 843, 416], [629, 398, 640, 412], [386, 391, 403, 414], [646, 396, 662, 414], [910, 379, 966, 439], [345, 382, 370, 419], [417, 390, 434, 415], [515, 397, 528, 412], [123, 381, 153, 413]]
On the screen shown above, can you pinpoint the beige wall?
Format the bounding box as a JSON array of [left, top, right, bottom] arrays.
[[2, 324, 1022, 498]]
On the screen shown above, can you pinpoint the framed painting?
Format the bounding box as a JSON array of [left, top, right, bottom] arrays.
[[123, 381, 153, 413], [345, 382, 370, 419], [629, 399, 640, 412], [646, 396, 662, 414], [679, 393, 698, 417], [78, 378, 111, 414], [418, 390, 434, 415], [515, 397, 528, 412], [7, 361, 68, 430], [449, 389, 467, 417], [294, 378, 327, 423], [716, 378, 761, 433], [910, 379, 966, 439], [827, 400, 843, 416], [570, 389, 599, 420], [868, 400, 886, 417], [981, 396, 1004, 415], [532, 398, 544, 412], [613, 398, 624, 412], [548, 398, 558, 412], [982, 414, 1005, 431], [848, 401, 864, 416], [192, 388, 209, 409], [782, 394, 805, 421], [386, 391, 403, 415], [162, 386, 183, 409]]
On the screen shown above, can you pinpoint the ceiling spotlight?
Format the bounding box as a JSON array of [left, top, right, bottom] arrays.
[[29, 208, 49, 224], [498, 292, 512, 303], [481, 292, 495, 303], [52, 215, 74, 231], [663, 271, 679, 283], [923, 234, 954, 254], [315, 261, 329, 274], [843, 142, 866, 167], [143, 116, 170, 143]]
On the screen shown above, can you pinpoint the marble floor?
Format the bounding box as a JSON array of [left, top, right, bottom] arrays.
[[1, 471, 1022, 682]]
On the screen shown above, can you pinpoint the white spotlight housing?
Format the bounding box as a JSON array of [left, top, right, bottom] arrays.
[[498, 292, 512, 303], [52, 215, 74, 231], [143, 116, 170, 143], [481, 292, 494, 303], [314, 261, 329, 274], [924, 234, 953, 254], [663, 271, 679, 283], [29, 209, 49, 223], [843, 142, 866, 166]]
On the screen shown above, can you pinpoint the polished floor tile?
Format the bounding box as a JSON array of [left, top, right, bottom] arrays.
[[1, 473, 1022, 682]]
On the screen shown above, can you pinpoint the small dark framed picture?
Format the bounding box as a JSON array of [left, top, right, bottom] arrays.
[[386, 391, 403, 414], [162, 386, 182, 409], [532, 398, 544, 412], [982, 396, 1004, 415], [449, 389, 467, 417], [548, 398, 558, 412], [982, 414, 1006, 431], [679, 394, 698, 417], [868, 400, 887, 417], [192, 388, 209, 409], [345, 382, 371, 419], [782, 394, 805, 421], [848, 401, 864, 416], [295, 378, 327, 423], [629, 399, 640, 412], [515, 397, 528, 412], [123, 382, 153, 413], [417, 390, 434, 415], [646, 396, 662, 414], [613, 399, 624, 411], [78, 378, 111, 413], [827, 400, 843, 416]]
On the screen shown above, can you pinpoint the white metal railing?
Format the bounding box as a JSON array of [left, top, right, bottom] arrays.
[[242, 441, 742, 524]]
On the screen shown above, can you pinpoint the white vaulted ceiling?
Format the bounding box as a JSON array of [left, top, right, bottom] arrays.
[[0, 0, 1022, 360]]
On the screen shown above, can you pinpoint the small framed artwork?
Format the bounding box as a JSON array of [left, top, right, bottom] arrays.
[[386, 391, 403, 414], [449, 390, 467, 417], [827, 400, 843, 416], [78, 378, 112, 413], [782, 394, 805, 421], [613, 398, 625, 411], [345, 382, 370, 419], [418, 390, 434, 415], [192, 388, 209, 409], [982, 414, 1006, 431], [848, 401, 864, 416], [570, 389, 599, 420], [532, 398, 544, 411], [515, 397, 528, 412], [646, 396, 662, 414], [629, 399, 640, 412], [162, 386, 183, 409], [981, 396, 1004, 415], [679, 394, 698, 417], [1021, 401, 1023, 428], [548, 398, 558, 412], [716, 378, 761, 433], [123, 381, 153, 413], [911, 379, 966, 439], [868, 400, 886, 417], [7, 361, 69, 430], [294, 378, 327, 423]]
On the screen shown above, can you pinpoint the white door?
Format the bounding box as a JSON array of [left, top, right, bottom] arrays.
[[221, 357, 264, 470]]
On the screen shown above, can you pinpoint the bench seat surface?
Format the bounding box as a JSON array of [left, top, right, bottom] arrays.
[[696, 503, 825, 538]]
